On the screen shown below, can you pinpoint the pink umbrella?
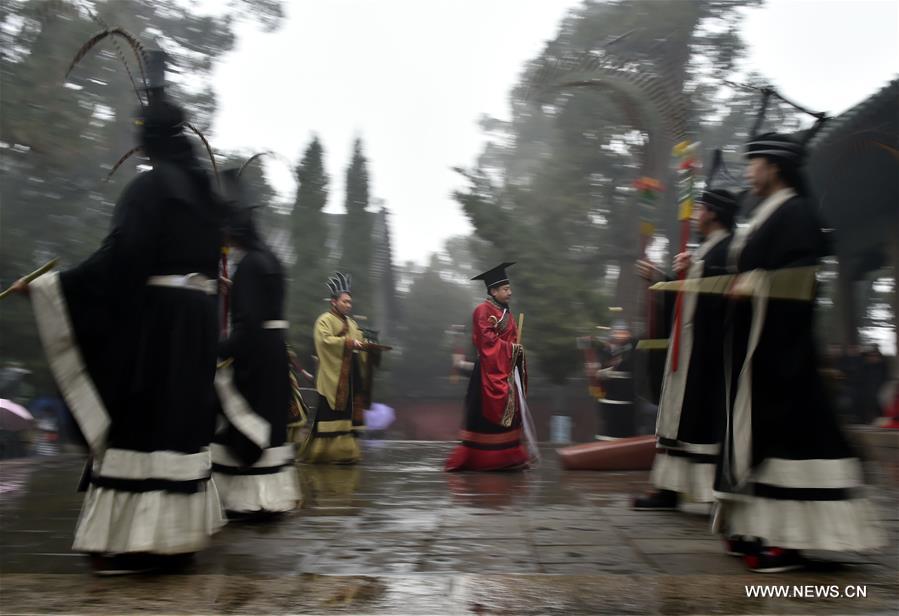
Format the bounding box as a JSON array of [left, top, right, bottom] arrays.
[[0, 399, 34, 432]]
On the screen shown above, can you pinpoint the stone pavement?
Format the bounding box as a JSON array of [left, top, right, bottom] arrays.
[[0, 441, 897, 615]]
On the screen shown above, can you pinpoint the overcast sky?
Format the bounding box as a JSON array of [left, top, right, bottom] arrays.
[[210, 0, 899, 266]]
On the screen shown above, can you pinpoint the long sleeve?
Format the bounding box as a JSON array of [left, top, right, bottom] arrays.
[[314, 312, 363, 410], [652, 278, 677, 340], [473, 304, 516, 360], [54, 174, 163, 391], [738, 199, 825, 272], [219, 253, 266, 359], [29, 173, 164, 452], [473, 303, 519, 425], [62, 173, 161, 303], [316, 316, 348, 351]]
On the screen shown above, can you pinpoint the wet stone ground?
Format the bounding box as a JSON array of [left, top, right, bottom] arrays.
[[1, 441, 897, 615]]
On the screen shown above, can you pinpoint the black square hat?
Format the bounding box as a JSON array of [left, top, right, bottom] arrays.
[[472, 262, 515, 289], [698, 188, 738, 229], [745, 132, 805, 162]]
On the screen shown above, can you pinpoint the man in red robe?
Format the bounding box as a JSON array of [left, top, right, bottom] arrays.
[[445, 263, 532, 471]]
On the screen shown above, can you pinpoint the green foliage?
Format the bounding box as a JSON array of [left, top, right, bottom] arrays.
[[455, 0, 762, 384], [288, 135, 331, 363], [338, 138, 375, 319], [391, 254, 480, 397], [0, 0, 284, 398]]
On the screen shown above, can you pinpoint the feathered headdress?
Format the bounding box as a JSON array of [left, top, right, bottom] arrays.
[[730, 82, 830, 153], [220, 167, 264, 251], [326, 272, 352, 298], [65, 14, 218, 184]]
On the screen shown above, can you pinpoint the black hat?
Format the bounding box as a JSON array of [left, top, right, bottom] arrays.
[[141, 49, 170, 92], [698, 188, 738, 228], [698, 188, 737, 210], [132, 49, 184, 139], [133, 49, 180, 133], [134, 99, 185, 137], [133, 97, 191, 163], [745, 132, 805, 164], [472, 262, 515, 289]]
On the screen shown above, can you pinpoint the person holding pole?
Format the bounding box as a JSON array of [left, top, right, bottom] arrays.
[[445, 263, 537, 471]]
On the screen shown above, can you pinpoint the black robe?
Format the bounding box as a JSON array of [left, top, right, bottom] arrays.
[[652, 230, 731, 501], [212, 248, 298, 513], [30, 158, 226, 555], [595, 338, 638, 439], [216, 249, 289, 463], [721, 192, 850, 485], [714, 188, 884, 551], [70, 167, 222, 455]]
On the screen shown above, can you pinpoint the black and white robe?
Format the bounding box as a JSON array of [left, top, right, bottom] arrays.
[[714, 188, 884, 551], [213, 248, 300, 513], [596, 339, 637, 439], [652, 229, 731, 502], [29, 160, 226, 555]]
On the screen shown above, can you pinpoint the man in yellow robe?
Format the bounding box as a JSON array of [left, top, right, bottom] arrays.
[[300, 272, 369, 464]]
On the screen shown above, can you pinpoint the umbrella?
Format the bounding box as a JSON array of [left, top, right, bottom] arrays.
[[0, 399, 34, 432], [363, 403, 395, 431]]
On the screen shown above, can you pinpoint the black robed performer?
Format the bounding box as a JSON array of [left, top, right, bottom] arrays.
[[10, 48, 227, 574], [633, 186, 737, 510], [714, 131, 885, 572], [593, 321, 638, 440], [211, 169, 300, 515]]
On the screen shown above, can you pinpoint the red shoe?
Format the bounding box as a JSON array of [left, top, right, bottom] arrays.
[[743, 547, 804, 573], [723, 536, 760, 557]]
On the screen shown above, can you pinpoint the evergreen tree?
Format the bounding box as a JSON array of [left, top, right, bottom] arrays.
[[338, 138, 375, 320], [288, 135, 331, 363], [391, 254, 477, 397], [455, 0, 761, 385], [0, 0, 284, 394]]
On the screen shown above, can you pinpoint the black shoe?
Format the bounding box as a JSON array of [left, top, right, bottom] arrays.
[[227, 509, 287, 523], [153, 552, 196, 573], [632, 489, 679, 511], [724, 536, 761, 557], [89, 553, 159, 576], [744, 547, 805, 573]]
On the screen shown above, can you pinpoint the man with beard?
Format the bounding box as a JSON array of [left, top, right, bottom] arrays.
[[445, 263, 534, 471], [300, 273, 368, 464]]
